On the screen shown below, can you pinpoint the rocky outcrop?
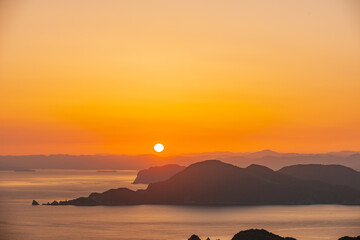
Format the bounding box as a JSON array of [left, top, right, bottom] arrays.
[[42, 200, 67, 206], [231, 229, 296, 240], [132, 164, 185, 184], [188, 234, 201, 240], [338, 236, 360, 240], [185, 231, 360, 240], [32, 200, 39, 205], [186, 229, 296, 240]]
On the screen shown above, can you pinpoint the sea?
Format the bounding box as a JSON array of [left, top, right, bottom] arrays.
[[0, 169, 359, 240]]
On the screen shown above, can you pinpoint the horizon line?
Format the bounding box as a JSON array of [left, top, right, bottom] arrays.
[[1, 149, 360, 157]]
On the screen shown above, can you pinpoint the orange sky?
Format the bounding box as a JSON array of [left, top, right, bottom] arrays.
[[1, 0, 359, 155]]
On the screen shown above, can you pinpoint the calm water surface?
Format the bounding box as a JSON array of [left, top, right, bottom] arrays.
[[0, 170, 359, 240]]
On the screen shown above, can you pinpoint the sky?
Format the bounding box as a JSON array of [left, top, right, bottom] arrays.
[[0, 0, 359, 155]]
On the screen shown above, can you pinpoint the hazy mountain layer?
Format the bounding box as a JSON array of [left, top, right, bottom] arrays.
[[2, 150, 360, 171]]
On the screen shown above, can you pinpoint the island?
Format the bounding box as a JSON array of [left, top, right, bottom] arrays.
[[137, 162, 360, 190], [52, 160, 360, 206], [132, 164, 185, 184], [338, 236, 360, 240], [188, 229, 296, 240], [231, 229, 295, 240], [279, 164, 360, 190], [187, 229, 359, 240]]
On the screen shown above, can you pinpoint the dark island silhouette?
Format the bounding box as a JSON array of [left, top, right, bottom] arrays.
[[338, 236, 360, 240], [133, 162, 360, 189], [186, 229, 359, 240], [187, 229, 296, 240], [231, 229, 295, 240], [188, 234, 201, 240], [279, 164, 360, 190], [52, 160, 360, 206], [132, 164, 185, 184]]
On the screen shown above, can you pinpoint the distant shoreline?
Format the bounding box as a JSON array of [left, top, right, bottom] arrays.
[[1, 150, 360, 171]]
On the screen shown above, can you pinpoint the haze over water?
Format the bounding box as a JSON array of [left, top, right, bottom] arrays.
[[1, 170, 359, 240]]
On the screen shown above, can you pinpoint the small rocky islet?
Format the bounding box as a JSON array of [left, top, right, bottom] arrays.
[[187, 229, 294, 240], [186, 229, 360, 240]]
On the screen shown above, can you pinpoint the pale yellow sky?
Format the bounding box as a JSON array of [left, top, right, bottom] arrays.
[[0, 0, 359, 155]]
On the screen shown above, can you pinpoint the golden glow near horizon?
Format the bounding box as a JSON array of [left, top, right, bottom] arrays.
[[0, 0, 359, 155]]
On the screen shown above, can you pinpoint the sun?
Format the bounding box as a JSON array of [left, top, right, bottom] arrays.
[[154, 143, 164, 153]]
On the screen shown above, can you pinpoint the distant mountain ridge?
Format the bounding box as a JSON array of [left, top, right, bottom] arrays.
[[57, 160, 360, 206], [1, 150, 360, 171]]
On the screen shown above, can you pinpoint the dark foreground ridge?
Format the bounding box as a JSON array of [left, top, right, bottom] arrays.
[[338, 236, 360, 240], [186, 229, 360, 240], [47, 160, 360, 206], [232, 229, 295, 240], [187, 229, 295, 240]]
